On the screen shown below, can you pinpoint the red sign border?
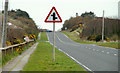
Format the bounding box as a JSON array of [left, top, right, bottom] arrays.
[[45, 7, 62, 23]]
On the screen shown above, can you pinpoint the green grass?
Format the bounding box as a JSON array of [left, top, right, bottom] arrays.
[[0, 52, 2, 67], [23, 32, 86, 71], [61, 31, 119, 49], [39, 32, 48, 41], [23, 42, 86, 71], [2, 42, 34, 66]]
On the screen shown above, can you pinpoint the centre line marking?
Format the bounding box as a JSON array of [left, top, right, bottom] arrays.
[[107, 52, 109, 54], [102, 51, 104, 53]]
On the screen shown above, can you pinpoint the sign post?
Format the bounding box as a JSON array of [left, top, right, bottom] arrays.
[[45, 7, 62, 61], [53, 22, 55, 61]]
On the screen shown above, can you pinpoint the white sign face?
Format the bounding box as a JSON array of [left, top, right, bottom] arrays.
[[45, 7, 62, 23], [46, 9, 60, 22]]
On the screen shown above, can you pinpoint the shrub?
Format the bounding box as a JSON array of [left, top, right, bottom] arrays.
[[13, 39, 22, 45], [6, 41, 12, 46], [87, 35, 96, 41], [95, 35, 106, 42], [16, 46, 23, 54], [106, 37, 110, 42], [111, 34, 118, 41]]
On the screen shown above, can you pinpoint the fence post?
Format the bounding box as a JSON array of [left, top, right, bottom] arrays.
[[5, 49, 6, 56], [12, 47, 13, 53]]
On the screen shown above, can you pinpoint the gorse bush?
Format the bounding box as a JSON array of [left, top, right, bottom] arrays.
[[95, 35, 106, 42], [87, 35, 109, 42], [87, 35, 96, 41], [6, 41, 12, 46], [13, 39, 22, 45]]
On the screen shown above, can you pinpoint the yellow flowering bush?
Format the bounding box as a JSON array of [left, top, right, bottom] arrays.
[[24, 35, 28, 37], [6, 41, 12, 46], [106, 38, 110, 42], [13, 39, 22, 44], [16, 46, 23, 54]]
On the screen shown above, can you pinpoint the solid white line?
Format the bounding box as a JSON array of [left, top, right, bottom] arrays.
[[63, 34, 69, 39], [56, 35, 79, 46], [97, 46, 118, 51], [61, 49, 93, 72], [47, 33, 93, 72]]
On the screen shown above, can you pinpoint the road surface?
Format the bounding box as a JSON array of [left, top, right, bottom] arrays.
[[47, 32, 118, 72]]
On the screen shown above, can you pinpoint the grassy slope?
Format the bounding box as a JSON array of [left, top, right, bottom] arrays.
[[62, 31, 119, 49], [23, 32, 86, 71]]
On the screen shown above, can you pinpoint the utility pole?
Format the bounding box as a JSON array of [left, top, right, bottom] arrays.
[[102, 10, 104, 41], [1, 0, 8, 48]]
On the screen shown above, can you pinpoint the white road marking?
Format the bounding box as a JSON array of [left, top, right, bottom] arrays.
[[47, 33, 93, 72], [58, 48, 93, 72], [114, 54, 117, 56], [107, 52, 110, 54], [102, 51, 104, 53], [56, 35, 80, 46], [96, 50, 99, 51]]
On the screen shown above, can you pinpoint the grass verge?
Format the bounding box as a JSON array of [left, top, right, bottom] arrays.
[[23, 42, 86, 71], [39, 32, 48, 41], [61, 31, 119, 49]]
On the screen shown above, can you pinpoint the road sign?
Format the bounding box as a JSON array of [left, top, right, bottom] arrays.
[[45, 7, 62, 62], [45, 7, 62, 23]]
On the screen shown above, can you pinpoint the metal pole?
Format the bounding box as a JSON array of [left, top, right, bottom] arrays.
[[1, 0, 8, 48], [102, 10, 104, 41], [53, 22, 55, 61]]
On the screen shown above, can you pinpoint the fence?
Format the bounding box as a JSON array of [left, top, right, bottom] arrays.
[[0, 40, 34, 57]]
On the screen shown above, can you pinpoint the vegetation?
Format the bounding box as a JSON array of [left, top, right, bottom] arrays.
[[2, 42, 35, 65], [8, 9, 30, 19], [23, 32, 86, 71], [39, 32, 48, 41], [62, 31, 119, 49], [4, 9, 39, 45], [62, 11, 119, 42], [81, 11, 96, 17]]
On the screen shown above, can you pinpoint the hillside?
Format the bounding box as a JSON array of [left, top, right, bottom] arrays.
[[62, 14, 120, 42], [0, 9, 39, 46]]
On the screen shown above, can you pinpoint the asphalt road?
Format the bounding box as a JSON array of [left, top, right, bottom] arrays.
[[47, 32, 118, 72]]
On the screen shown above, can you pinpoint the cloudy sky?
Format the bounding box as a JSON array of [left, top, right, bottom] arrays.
[[0, 0, 119, 31]]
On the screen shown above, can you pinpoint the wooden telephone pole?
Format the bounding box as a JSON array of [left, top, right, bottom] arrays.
[[1, 0, 8, 47]]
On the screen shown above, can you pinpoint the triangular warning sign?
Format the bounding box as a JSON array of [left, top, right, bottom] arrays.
[[45, 7, 62, 23]]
